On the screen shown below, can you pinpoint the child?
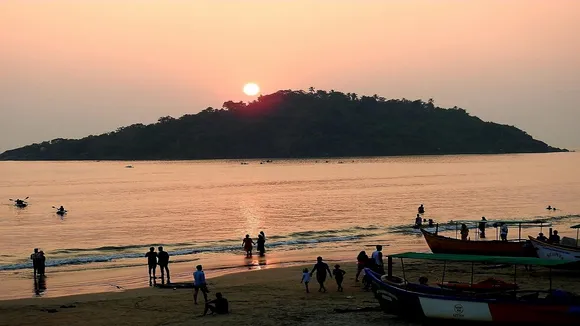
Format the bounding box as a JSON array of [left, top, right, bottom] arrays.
[[333, 264, 346, 292], [301, 268, 310, 293]]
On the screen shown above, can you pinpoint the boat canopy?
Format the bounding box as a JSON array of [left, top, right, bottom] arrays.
[[488, 219, 549, 225], [570, 224, 580, 229], [389, 252, 573, 267]]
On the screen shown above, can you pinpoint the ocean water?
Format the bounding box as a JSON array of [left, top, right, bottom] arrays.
[[1, 153, 579, 299]]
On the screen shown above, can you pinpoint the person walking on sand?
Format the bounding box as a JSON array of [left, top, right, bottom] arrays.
[[310, 256, 332, 293], [145, 247, 157, 283], [371, 245, 384, 275], [193, 265, 209, 304], [301, 268, 311, 293], [355, 250, 368, 282], [242, 234, 255, 258], [333, 264, 346, 292], [30, 248, 39, 276], [157, 246, 170, 284]]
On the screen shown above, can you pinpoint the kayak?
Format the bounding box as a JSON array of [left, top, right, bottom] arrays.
[[15, 203, 27, 208], [56, 210, 67, 215]]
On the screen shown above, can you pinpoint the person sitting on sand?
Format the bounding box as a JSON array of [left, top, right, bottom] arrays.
[[419, 276, 428, 285], [414, 214, 422, 228], [203, 292, 229, 316], [549, 230, 561, 244], [460, 224, 469, 241], [478, 217, 487, 238], [537, 233, 548, 242], [301, 268, 311, 293], [310, 256, 332, 293], [371, 245, 384, 275], [418, 204, 425, 214], [355, 251, 368, 282], [257, 233, 266, 257], [500, 223, 509, 241], [333, 264, 346, 292], [242, 234, 255, 258], [157, 246, 170, 284], [193, 265, 209, 304]]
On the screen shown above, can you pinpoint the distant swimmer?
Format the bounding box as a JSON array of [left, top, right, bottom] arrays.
[[414, 214, 422, 228], [546, 205, 552, 210], [428, 219, 434, 227], [418, 204, 425, 214]]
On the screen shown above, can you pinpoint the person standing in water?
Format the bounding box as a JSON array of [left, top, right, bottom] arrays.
[[242, 234, 255, 258], [257, 233, 266, 257], [145, 247, 157, 283], [157, 246, 170, 284], [30, 248, 39, 276], [418, 204, 425, 214], [310, 256, 332, 292], [38, 251, 46, 276]]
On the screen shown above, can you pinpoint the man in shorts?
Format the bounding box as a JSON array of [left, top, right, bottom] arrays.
[[193, 264, 209, 304]]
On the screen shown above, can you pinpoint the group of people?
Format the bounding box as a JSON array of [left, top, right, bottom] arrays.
[[537, 230, 561, 244], [30, 248, 47, 276], [242, 231, 266, 257], [301, 257, 346, 293], [145, 246, 171, 284], [192, 264, 229, 316], [414, 214, 434, 228]]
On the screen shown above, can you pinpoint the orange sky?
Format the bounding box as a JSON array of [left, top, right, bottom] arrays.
[[1, 0, 579, 151]]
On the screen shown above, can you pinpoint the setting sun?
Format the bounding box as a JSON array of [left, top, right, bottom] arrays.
[[243, 83, 260, 96]]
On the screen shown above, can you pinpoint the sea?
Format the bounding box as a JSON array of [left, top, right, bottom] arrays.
[[1, 152, 579, 300]]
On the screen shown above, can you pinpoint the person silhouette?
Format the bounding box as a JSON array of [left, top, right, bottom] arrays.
[[145, 247, 157, 284], [157, 246, 170, 284]]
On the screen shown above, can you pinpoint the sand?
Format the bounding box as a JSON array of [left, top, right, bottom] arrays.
[[0, 262, 415, 326], [2, 259, 579, 326]]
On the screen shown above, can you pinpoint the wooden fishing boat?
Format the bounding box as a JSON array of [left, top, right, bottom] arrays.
[[421, 229, 536, 257], [528, 224, 580, 264], [366, 252, 580, 324]]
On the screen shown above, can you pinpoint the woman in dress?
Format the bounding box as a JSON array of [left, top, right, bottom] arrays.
[[242, 234, 255, 258]]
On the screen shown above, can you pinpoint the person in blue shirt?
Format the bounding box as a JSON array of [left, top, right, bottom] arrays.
[[193, 264, 209, 304]]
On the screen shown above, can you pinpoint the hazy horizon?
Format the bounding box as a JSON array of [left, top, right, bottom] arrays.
[[1, 0, 579, 152]]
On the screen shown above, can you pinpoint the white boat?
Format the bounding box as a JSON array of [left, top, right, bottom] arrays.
[[528, 224, 580, 263]]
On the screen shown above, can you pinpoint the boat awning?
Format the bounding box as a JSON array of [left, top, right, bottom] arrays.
[[389, 252, 574, 267], [488, 219, 549, 225], [571, 224, 580, 229]]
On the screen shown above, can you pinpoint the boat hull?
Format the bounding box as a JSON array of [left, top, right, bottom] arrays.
[[528, 237, 580, 265], [366, 268, 580, 324], [422, 229, 534, 257]]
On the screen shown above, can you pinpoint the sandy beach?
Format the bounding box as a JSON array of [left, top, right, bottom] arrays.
[[3, 258, 580, 326], [0, 262, 413, 326]]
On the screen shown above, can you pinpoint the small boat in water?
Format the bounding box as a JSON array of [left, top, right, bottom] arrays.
[[366, 252, 580, 324]]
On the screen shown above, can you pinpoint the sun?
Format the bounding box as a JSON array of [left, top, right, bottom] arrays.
[[243, 83, 260, 96]]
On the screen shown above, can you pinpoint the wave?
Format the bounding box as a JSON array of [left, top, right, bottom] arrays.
[[0, 230, 380, 271]]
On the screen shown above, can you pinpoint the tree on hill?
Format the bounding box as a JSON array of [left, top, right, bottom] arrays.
[[0, 89, 565, 160]]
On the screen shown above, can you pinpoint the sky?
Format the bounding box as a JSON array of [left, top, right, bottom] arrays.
[[1, 0, 579, 152]]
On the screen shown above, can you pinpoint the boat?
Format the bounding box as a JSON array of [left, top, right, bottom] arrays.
[[366, 252, 580, 324], [421, 229, 536, 257], [56, 210, 67, 216], [438, 278, 518, 293], [528, 224, 580, 264], [15, 202, 28, 208], [421, 220, 548, 257]]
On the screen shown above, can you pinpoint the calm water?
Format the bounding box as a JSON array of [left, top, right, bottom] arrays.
[[1, 153, 579, 299]]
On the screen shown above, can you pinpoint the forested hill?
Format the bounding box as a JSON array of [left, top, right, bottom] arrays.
[[0, 89, 566, 160]]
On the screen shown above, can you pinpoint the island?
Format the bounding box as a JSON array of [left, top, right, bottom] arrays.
[[0, 89, 566, 160]]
